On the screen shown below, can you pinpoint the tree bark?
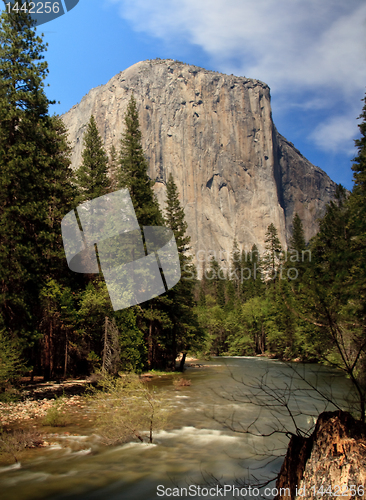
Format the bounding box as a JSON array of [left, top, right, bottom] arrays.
[[179, 352, 187, 372]]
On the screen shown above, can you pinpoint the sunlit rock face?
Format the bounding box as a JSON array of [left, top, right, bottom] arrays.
[[62, 59, 336, 272]]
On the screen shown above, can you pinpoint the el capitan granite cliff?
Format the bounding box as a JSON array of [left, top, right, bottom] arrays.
[[61, 59, 336, 269]]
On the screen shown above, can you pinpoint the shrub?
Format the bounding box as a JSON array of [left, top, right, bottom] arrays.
[[87, 372, 170, 445], [42, 396, 68, 427], [0, 428, 43, 463], [173, 378, 191, 389]]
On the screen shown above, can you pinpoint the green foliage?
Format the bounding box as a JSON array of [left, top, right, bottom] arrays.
[[86, 351, 101, 372], [265, 282, 297, 358], [114, 309, 146, 373], [289, 213, 306, 254], [348, 93, 366, 318], [0, 5, 75, 374], [118, 94, 162, 226], [223, 308, 254, 356], [108, 144, 119, 191], [263, 223, 282, 281], [241, 244, 264, 299], [87, 372, 170, 444], [206, 257, 226, 308], [195, 297, 227, 355], [230, 238, 242, 295], [116, 94, 170, 370], [164, 172, 205, 369], [226, 297, 269, 356], [74, 115, 111, 204], [280, 114, 366, 420], [42, 395, 68, 427], [0, 330, 24, 394], [352, 93, 366, 198], [39, 278, 78, 379]]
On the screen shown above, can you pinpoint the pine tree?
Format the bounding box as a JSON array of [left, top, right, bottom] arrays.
[[164, 172, 203, 370], [0, 5, 76, 378], [230, 239, 241, 295], [289, 214, 306, 254], [108, 144, 119, 191], [349, 93, 366, 313], [74, 115, 110, 204], [288, 213, 307, 279], [351, 94, 366, 198], [118, 94, 162, 226], [117, 95, 168, 369], [165, 173, 190, 255], [0, 6, 75, 336], [263, 223, 282, 281], [207, 257, 226, 308], [242, 244, 264, 299]]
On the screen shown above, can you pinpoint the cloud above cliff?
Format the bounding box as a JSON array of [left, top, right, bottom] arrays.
[[108, 0, 366, 94], [107, 0, 366, 157]]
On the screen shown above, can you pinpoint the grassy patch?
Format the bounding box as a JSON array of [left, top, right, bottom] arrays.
[[42, 396, 68, 427]]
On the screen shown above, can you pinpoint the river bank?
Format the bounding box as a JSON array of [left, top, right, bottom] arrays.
[[0, 362, 203, 465], [0, 355, 351, 469], [0, 357, 356, 500]]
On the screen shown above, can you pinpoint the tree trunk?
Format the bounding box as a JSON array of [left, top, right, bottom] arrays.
[[44, 319, 53, 381], [63, 332, 68, 379], [179, 352, 187, 372], [102, 316, 108, 371], [148, 315, 154, 368], [260, 322, 266, 354]]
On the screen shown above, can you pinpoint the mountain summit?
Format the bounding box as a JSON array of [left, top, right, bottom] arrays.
[[62, 59, 336, 269]]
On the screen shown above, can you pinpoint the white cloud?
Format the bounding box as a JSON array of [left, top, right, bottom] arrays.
[[108, 0, 366, 93], [107, 0, 366, 154], [309, 113, 360, 155]]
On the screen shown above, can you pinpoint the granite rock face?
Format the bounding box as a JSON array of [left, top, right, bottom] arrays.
[[62, 59, 336, 271]]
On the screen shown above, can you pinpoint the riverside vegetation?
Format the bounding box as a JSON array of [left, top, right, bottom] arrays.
[[0, 1, 365, 469]]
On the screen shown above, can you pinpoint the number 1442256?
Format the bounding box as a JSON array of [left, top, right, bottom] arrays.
[[5, 2, 61, 14]]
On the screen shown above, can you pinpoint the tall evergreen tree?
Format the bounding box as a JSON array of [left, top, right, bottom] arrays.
[[0, 4, 76, 377], [242, 244, 264, 299], [351, 94, 366, 199], [263, 223, 282, 282], [165, 172, 190, 256], [288, 213, 307, 279], [230, 238, 241, 295], [118, 94, 162, 226], [74, 115, 110, 204], [289, 213, 306, 254], [206, 257, 226, 308], [117, 95, 169, 369], [164, 172, 203, 370], [108, 144, 119, 191], [349, 93, 366, 313]]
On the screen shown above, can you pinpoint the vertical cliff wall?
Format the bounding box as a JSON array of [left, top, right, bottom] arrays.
[[61, 59, 336, 270]]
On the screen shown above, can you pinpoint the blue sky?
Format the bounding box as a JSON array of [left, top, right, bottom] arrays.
[[28, 0, 366, 189]]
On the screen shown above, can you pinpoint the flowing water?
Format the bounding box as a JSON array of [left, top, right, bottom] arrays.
[[0, 358, 355, 500]]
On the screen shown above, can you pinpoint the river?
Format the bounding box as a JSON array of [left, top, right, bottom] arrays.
[[0, 357, 355, 500]]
